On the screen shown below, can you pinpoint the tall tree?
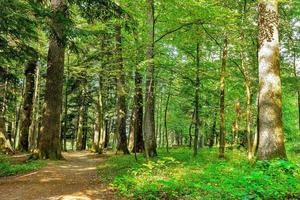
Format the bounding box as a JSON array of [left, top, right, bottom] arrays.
[[19, 58, 38, 152], [194, 43, 200, 157], [219, 36, 228, 158], [144, 0, 157, 158], [115, 24, 130, 154], [38, 0, 67, 159], [257, 0, 286, 160]]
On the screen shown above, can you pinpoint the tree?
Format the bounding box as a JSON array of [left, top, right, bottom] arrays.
[[219, 36, 228, 159], [193, 43, 200, 157], [144, 0, 157, 158], [38, 0, 68, 159], [257, 0, 286, 160], [115, 24, 130, 155], [19, 58, 37, 152]]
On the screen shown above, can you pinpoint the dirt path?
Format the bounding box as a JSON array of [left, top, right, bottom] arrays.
[[0, 151, 118, 200]]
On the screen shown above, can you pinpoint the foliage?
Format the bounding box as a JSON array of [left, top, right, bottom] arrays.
[[98, 148, 300, 200], [0, 154, 46, 177]]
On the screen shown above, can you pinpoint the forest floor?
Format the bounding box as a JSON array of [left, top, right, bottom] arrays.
[[98, 147, 300, 199], [0, 151, 119, 200]]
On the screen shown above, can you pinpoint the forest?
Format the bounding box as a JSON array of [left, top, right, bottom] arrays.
[[0, 0, 299, 199]]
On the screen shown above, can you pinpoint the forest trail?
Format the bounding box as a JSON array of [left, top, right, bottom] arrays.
[[0, 151, 118, 200]]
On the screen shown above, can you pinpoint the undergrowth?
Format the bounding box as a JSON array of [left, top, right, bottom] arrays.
[[0, 154, 45, 177], [98, 147, 300, 200]]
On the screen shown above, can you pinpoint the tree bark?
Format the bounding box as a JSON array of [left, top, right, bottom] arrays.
[[257, 0, 286, 160], [76, 91, 84, 151], [62, 63, 69, 152], [132, 70, 144, 153], [209, 112, 217, 148], [115, 25, 129, 155], [144, 0, 157, 158], [38, 0, 67, 159], [29, 62, 40, 152], [19, 59, 37, 152], [92, 76, 104, 153], [164, 90, 171, 153], [219, 36, 228, 158], [194, 43, 200, 157], [189, 109, 195, 148], [293, 46, 300, 131]]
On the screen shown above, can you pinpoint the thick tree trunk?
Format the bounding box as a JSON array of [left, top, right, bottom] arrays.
[[19, 59, 37, 152], [38, 0, 67, 159], [257, 0, 286, 160], [194, 44, 200, 157], [144, 0, 157, 158], [0, 72, 14, 153], [219, 36, 228, 158], [0, 117, 13, 153], [115, 25, 129, 155]]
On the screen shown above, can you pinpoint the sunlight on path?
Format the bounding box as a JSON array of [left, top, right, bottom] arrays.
[[0, 151, 118, 200]]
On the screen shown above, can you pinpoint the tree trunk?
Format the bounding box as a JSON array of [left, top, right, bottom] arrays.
[[189, 109, 195, 148], [293, 47, 300, 131], [129, 30, 144, 153], [209, 112, 216, 148], [194, 43, 200, 157], [62, 63, 69, 152], [115, 25, 129, 155], [245, 82, 253, 159], [104, 120, 110, 148], [144, 0, 157, 158], [19, 59, 37, 152], [92, 76, 104, 153], [257, 0, 286, 160], [0, 71, 14, 153], [219, 36, 228, 158], [164, 90, 171, 153], [29, 62, 40, 152], [132, 70, 144, 153], [76, 99, 84, 151], [38, 0, 67, 159], [81, 105, 88, 150]]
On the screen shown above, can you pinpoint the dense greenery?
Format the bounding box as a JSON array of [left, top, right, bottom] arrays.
[[0, 0, 299, 199], [98, 146, 299, 200]]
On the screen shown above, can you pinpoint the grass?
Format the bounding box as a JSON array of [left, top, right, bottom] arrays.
[[98, 146, 300, 200], [0, 154, 46, 177]]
